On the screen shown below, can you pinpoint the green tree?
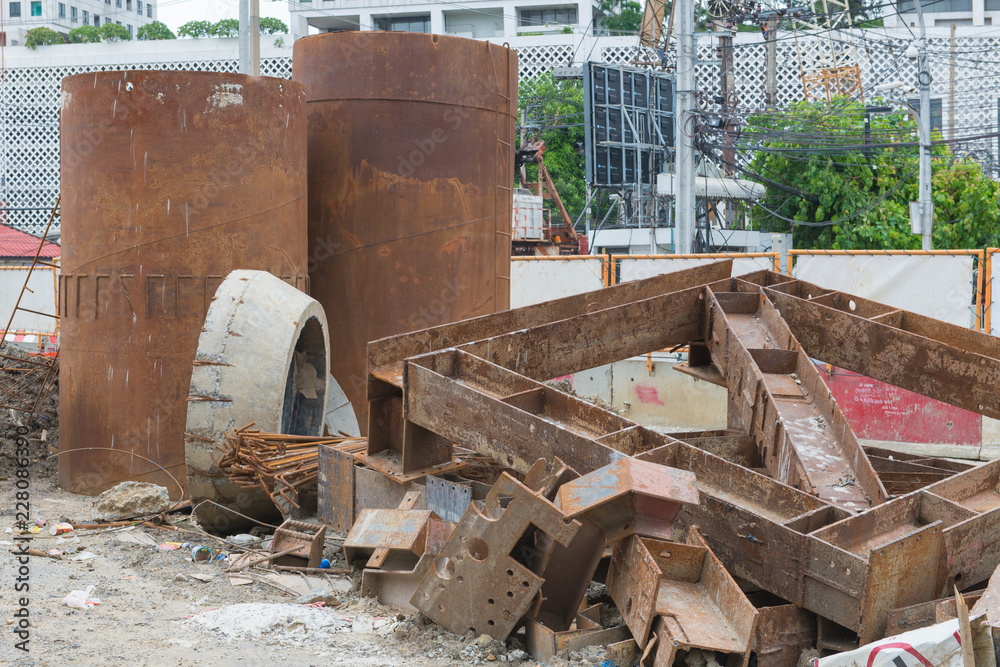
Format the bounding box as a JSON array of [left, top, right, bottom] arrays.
[[24, 27, 64, 49], [99, 22, 132, 42], [211, 18, 241, 37], [178, 20, 212, 38], [599, 0, 643, 33], [259, 17, 289, 35], [67, 25, 101, 43], [137, 20, 176, 40], [518, 73, 588, 226], [747, 98, 1000, 249]]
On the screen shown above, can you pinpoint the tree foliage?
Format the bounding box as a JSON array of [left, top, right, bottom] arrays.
[[137, 20, 176, 40], [747, 98, 1000, 249], [211, 18, 241, 38], [259, 17, 289, 35], [178, 20, 212, 38], [67, 25, 101, 44], [24, 27, 64, 49], [599, 0, 643, 33], [99, 22, 132, 42], [518, 73, 588, 226]]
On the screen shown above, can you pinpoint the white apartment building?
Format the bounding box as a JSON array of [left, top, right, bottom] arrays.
[[886, 0, 1000, 27], [286, 0, 604, 41], [1, 0, 158, 45]]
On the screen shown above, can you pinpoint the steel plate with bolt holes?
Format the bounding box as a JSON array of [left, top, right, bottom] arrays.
[[410, 473, 580, 640]]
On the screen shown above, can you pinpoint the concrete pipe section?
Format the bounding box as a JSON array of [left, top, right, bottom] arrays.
[[185, 270, 331, 532]]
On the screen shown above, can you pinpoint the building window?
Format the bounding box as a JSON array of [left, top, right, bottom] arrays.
[[9, 3, 20, 18], [374, 14, 431, 32], [519, 7, 578, 26], [82, 9, 88, 22], [105, 16, 110, 23], [70, 5, 77, 21], [116, 0, 121, 7], [30, 1, 41, 16], [94, 13, 99, 24], [126, 0, 131, 9], [146, 3, 152, 16], [137, 0, 142, 13], [898, 0, 970, 10], [127, 24, 133, 37], [58, 2, 66, 18]]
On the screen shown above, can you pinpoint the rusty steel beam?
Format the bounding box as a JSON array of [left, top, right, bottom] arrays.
[[765, 283, 1000, 421], [402, 350, 630, 475], [457, 284, 706, 382], [352, 261, 1000, 647], [366, 260, 736, 387], [706, 287, 887, 512]]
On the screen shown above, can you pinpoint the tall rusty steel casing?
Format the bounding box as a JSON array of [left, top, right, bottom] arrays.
[[59, 71, 309, 495], [293, 32, 516, 431]]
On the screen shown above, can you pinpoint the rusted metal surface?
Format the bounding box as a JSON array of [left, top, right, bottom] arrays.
[[343, 508, 434, 568], [293, 32, 517, 432], [367, 260, 735, 383], [59, 70, 308, 494], [271, 519, 327, 568], [523, 604, 631, 661], [606, 535, 670, 649], [317, 443, 355, 533], [352, 465, 427, 518], [706, 286, 887, 511], [556, 458, 698, 542], [765, 283, 1000, 421], [644, 528, 757, 666], [344, 263, 1000, 656], [410, 473, 580, 640], [752, 601, 817, 667], [359, 517, 455, 612]]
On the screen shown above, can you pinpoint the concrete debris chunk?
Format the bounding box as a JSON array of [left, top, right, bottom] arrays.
[[92, 481, 172, 521]]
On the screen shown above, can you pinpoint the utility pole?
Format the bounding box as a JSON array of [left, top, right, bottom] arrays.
[[674, 0, 695, 254], [764, 15, 777, 109], [949, 22, 956, 142], [912, 0, 933, 250], [239, 0, 261, 77]]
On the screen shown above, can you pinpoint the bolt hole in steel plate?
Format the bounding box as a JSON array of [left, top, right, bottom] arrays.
[[468, 537, 490, 561]]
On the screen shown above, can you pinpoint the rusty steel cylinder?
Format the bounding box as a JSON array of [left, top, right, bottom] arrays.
[[59, 71, 309, 495], [292, 32, 516, 431]]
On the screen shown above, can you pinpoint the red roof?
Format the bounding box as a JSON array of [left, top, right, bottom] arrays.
[[0, 224, 60, 259]]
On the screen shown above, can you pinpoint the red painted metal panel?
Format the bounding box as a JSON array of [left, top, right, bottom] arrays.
[[819, 365, 981, 447]]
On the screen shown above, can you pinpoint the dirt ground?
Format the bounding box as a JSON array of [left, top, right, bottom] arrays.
[[0, 361, 619, 667], [0, 472, 628, 667]]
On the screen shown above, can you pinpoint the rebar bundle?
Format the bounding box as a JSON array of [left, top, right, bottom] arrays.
[[215, 423, 363, 505]]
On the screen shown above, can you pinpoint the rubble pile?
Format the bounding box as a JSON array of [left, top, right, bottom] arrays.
[[0, 345, 58, 477], [279, 264, 1000, 665]]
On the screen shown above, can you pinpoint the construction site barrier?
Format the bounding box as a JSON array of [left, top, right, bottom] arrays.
[[510, 256, 607, 308], [0, 263, 59, 337], [789, 249, 985, 331], [612, 253, 779, 286]]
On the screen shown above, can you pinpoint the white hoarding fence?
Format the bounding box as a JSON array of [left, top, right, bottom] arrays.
[[510, 256, 606, 308], [0, 266, 58, 334], [616, 254, 775, 284], [793, 251, 980, 329]]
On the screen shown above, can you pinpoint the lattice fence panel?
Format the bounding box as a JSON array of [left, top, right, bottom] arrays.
[[2, 33, 998, 236]]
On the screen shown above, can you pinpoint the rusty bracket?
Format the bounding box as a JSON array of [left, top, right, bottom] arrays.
[[410, 472, 581, 640]]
